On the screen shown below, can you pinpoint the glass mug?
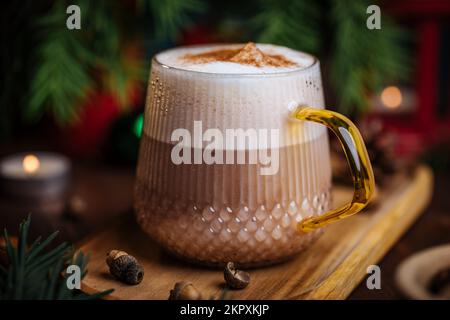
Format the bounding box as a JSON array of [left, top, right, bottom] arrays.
[[135, 44, 375, 267]]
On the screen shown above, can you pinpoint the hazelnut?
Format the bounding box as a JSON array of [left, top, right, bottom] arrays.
[[106, 250, 143, 285], [224, 262, 250, 289], [169, 281, 202, 300]]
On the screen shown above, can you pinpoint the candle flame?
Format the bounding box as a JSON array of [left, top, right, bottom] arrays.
[[23, 154, 40, 175], [381, 86, 402, 109]]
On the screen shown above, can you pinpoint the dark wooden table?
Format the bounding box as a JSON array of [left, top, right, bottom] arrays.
[[0, 161, 135, 242], [1, 150, 448, 299], [349, 170, 450, 299]]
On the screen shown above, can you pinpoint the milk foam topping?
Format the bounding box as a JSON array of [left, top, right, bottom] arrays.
[[156, 43, 315, 74]]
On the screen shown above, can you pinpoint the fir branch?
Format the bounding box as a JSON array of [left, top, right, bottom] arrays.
[[27, 0, 202, 124], [101, 49, 146, 109], [27, 1, 92, 124], [330, 0, 411, 115], [252, 0, 410, 116], [71, 0, 142, 110], [138, 0, 206, 40], [255, 0, 321, 53], [0, 215, 113, 300]]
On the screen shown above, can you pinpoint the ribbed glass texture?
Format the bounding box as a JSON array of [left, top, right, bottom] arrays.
[[135, 57, 332, 266]]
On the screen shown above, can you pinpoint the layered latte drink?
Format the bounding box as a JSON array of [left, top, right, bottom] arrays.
[[135, 43, 332, 266]]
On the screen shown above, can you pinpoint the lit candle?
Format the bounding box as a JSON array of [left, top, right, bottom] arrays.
[[0, 152, 71, 216], [23, 154, 40, 176]]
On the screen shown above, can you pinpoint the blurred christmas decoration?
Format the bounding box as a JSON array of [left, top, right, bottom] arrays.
[[60, 92, 122, 157], [0, 215, 112, 299], [133, 114, 144, 139], [368, 0, 450, 156]]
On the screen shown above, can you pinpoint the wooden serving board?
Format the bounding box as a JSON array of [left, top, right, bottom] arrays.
[[79, 165, 433, 300]]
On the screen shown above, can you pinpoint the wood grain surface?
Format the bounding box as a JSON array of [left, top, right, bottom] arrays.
[[79, 165, 433, 300]]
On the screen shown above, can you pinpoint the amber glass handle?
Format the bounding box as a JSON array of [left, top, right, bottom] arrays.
[[292, 106, 375, 232]]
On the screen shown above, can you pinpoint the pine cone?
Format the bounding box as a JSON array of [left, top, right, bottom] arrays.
[[331, 119, 401, 186]]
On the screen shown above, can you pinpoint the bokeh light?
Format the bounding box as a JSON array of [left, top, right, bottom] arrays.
[[381, 86, 402, 109]]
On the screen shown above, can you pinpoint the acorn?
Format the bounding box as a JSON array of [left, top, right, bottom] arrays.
[[169, 281, 202, 300], [106, 250, 144, 285], [224, 262, 250, 289]]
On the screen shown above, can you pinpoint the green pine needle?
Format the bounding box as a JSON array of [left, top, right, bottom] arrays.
[[329, 0, 411, 114], [23, 0, 410, 124], [255, 0, 321, 53], [254, 0, 411, 116], [0, 215, 113, 300], [138, 0, 205, 40], [26, 0, 204, 125]]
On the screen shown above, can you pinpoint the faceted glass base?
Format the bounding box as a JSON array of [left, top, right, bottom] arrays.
[[135, 184, 330, 266]]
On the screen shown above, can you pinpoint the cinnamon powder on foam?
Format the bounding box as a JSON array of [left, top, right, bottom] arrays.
[[181, 42, 297, 68]]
